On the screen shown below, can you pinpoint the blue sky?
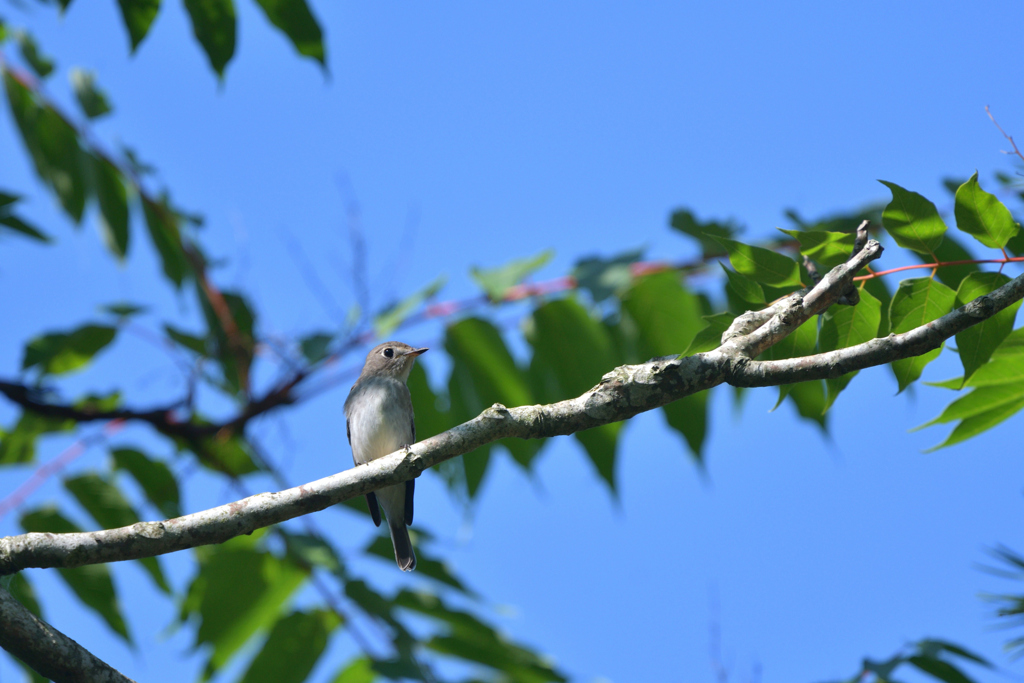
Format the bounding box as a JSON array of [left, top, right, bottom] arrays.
[[1, 2, 1024, 682]]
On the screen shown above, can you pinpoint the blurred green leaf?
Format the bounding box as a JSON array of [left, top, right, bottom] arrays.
[[954, 272, 1020, 383], [22, 324, 117, 375], [64, 472, 170, 592], [21, 507, 131, 642], [70, 68, 112, 119], [0, 212, 50, 242], [365, 535, 470, 593], [374, 275, 446, 338], [923, 392, 1024, 452], [395, 590, 567, 683], [572, 249, 643, 303], [528, 298, 622, 489], [92, 154, 130, 259], [16, 32, 54, 79], [111, 447, 181, 518], [880, 180, 947, 255], [331, 657, 375, 683], [888, 278, 956, 392], [299, 332, 333, 364], [916, 383, 1024, 430], [165, 324, 208, 355], [184, 542, 307, 676], [907, 655, 976, 683], [786, 379, 827, 429], [819, 289, 881, 411], [7, 573, 42, 619], [281, 532, 344, 576], [184, 0, 237, 76], [239, 610, 339, 683], [761, 316, 819, 414], [713, 236, 802, 287], [669, 208, 739, 257], [5, 74, 90, 222], [778, 228, 856, 269], [470, 249, 553, 301], [0, 411, 74, 464], [101, 302, 147, 318], [143, 196, 190, 287], [117, 0, 162, 51], [954, 171, 1019, 250], [253, 0, 325, 65]]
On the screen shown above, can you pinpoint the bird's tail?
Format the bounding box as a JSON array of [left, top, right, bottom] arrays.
[[389, 521, 416, 572]]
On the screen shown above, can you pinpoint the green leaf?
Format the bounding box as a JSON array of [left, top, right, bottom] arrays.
[[16, 32, 55, 79], [70, 69, 113, 119], [528, 299, 623, 489], [786, 379, 828, 429], [111, 448, 181, 518], [819, 288, 881, 410], [572, 248, 643, 303], [954, 272, 1020, 383], [0, 411, 74, 464], [165, 324, 208, 355], [5, 74, 91, 223], [861, 275, 892, 337], [924, 394, 1024, 452], [184, 543, 308, 675], [879, 180, 947, 256], [888, 278, 956, 392], [365, 535, 469, 593], [299, 332, 333, 364], [470, 249, 554, 300], [281, 532, 344, 576], [331, 658, 375, 683], [916, 232, 979, 291], [184, 0, 237, 76], [965, 327, 1024, 388], [101, 302, 147, 318], [197, 289, 256, 395], [778, 228, 856, 269], [188, 432, 260, 476], [916, 639, 991, 668], [22, 324, 117, 375], [253, 0, 326, 65], [954, 171, 1019, 249], [64, 473, 170, 592], [407, 362, 451, 450], [394, 590, 567, 683], [142, 196, 190, 287], [21, 507, 131, 642], [907, 655, 976, 683], [683, 312, 735, 355], [92, 155, 130, 259], [712, 237, 802, 287], [117, 0, 162, 51], [669, 209, 739, 257], [446, 318, 536, 492], [373, 275, 446, 337], [239, 610, 338, 683], [721, 262, 765, 305], [761, 316, 818, 414], [0, 213, 50, 242], [916, 383, 1024, 430], [622, 272, 707, 459]]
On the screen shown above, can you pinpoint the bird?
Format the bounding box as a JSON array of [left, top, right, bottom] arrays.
[[344, 341, 427, 571]]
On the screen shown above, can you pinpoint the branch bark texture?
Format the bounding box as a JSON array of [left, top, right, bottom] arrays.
[[2, 239, 1023, 576], [0, 587, 135, 683]]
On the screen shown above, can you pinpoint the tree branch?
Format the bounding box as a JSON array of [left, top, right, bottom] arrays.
[[0, 587, 135, 683], [1, 240, 1022, 575]]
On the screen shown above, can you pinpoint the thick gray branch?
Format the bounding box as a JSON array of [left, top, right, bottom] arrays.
[[0, 241, 1021, 577], [0, 587, 135, 683]]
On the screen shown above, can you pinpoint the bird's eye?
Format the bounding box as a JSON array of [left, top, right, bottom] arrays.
[[383, 347, 394, 358]]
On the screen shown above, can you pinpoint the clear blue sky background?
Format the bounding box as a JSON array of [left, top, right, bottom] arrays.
[[1, 2, 1024, 682]]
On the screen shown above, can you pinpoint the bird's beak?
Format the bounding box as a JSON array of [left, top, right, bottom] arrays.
[[404, 347, 428, 357]]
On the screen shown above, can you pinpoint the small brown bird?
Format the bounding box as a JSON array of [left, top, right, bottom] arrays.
[[344, 341, 427, 571]]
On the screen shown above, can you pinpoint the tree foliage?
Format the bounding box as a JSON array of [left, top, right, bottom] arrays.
[[0, 4, 1023, 683]]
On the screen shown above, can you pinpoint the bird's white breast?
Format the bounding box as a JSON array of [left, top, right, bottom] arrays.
[[345, 377, 414, 464]]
